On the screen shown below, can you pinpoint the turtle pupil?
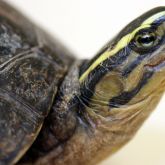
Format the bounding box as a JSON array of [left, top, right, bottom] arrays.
[[137, 32, 156, 48]]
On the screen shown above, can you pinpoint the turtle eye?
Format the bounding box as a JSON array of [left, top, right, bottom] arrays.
[[132, 29, 160, 53], [136, 32, 156, 48]]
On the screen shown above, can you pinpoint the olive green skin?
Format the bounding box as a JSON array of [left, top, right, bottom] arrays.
[[0, 1, 74, 164]]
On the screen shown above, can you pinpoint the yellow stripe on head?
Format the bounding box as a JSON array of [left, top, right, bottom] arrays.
[[142, 11, 165, 25], [79, 11, 165, 83]]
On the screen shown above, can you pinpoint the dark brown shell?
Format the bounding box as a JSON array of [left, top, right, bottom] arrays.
[[0, 1, 74, 164]]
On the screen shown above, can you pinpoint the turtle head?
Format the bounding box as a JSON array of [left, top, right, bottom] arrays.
[[77, 7, 165, 159], [79, 7, 165, 131]]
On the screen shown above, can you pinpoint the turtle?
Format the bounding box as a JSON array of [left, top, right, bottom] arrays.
[[0, 1, 165, 165]]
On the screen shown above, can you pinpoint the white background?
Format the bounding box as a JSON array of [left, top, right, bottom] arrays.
[[5, 0, 165, 165]]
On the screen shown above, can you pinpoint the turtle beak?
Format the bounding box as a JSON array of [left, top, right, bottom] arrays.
[[147, 51, 165, 70], [145, 43, 165, 72]]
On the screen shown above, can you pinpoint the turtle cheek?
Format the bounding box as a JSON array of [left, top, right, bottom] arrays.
[[93, 72, 124, 104]]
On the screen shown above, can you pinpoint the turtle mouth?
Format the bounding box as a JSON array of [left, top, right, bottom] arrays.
[[146, 55, 165, 68], [145, 49, 165, 71]]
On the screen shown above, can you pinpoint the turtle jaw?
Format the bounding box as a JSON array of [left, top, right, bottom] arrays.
[[145, 46, 165, 72]]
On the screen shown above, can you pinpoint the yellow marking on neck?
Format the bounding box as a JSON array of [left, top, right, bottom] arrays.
[[79, 11, 165, 83]]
